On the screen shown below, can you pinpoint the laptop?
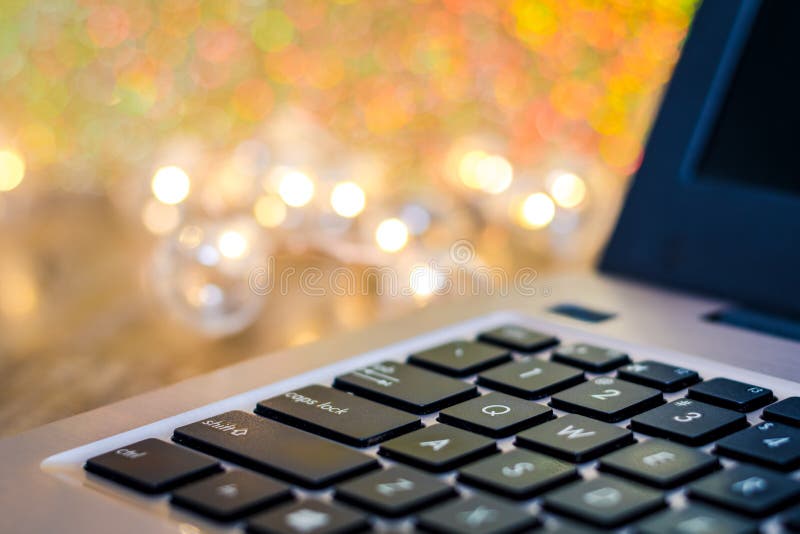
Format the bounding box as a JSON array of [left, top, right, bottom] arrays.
[[1, 1, 799, 532]]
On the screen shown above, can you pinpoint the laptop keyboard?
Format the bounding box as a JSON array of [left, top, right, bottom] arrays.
[[77, 323, 800, 533]]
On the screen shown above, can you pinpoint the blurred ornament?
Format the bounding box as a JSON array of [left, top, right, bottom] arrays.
[[150, 215, 268, 337]]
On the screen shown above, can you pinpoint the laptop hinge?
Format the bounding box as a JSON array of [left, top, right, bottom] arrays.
[[706, 305, 800, 343]]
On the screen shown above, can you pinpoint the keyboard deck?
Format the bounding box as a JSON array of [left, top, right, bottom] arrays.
[[42, 313, 800, 533]]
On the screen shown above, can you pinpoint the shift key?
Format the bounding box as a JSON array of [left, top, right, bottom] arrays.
[[256, 385, 422, 447], [173, 410, 378, 489]]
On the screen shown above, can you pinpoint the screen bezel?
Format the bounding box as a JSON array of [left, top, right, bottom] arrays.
[[601, 0, 800, 315]]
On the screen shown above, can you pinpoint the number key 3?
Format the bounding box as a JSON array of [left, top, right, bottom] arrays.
[[631, 399, 748, 446]]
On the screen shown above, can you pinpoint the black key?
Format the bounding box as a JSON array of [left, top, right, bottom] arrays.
[[408, 341, 510, 377], [550, 376, 663, 422], [547, 521, 605, 534], [477, 325, 558, 353], [785, 506, 800, 532], [688, 377, 775, 412], [333, 361, 478, 415], [458, 448, 578, 500], [688, 464, 800, 517], [378, 424, 496, 472], [255, 385, 421, 447], [763, 396, 800, 427], [437, 392, 554, 438], [551, 342, 630, 372], [247, 500, 368, 534], [171, 470, 292, 521], [637, 504, 758, 534], [418, 494, 539, 534], [335, 465, 455, 517], [516, 414, 634, 462], [173, 411, 378, 489], [477, 359, 584, 400], [542, 474, 665, 528], [630, 398, 748, 446], [715, 420, 800, 471], [616, 360, 700, 392], [85, 438, 220, 494], [598, 438, 720, 489]]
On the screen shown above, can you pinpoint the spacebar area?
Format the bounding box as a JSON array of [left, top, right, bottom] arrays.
[[172, 410, 378, 489]]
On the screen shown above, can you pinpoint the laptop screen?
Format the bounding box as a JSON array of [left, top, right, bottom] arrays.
[[602, 0, 800, 316], [697, 0, 800, 196]]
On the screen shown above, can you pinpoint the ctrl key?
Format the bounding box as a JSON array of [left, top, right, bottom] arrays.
[[85, 438, 221, 493]]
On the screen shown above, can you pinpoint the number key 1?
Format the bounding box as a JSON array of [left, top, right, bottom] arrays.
[[630, 399, 748, 446]]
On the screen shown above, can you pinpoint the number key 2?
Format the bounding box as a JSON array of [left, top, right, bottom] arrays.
[[630, 398, 748, 446], [549, 377, 664, 423]]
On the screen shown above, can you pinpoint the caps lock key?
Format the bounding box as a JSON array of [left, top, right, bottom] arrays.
[[256, 385, 421, 447]]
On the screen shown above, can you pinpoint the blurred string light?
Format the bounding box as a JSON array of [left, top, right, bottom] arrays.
[[178, 225, 204, 248], [409, 264, 447, 299], [218, 230, 249, 259], [458, 151, 514, 194], [375, 218, 409, 253], [0, 150, 25, 192], [277, 170, 315, 207], [253, 194, 287, 228], [330, 181, 366, 218], [151, 166, 191, 205], [548, 170, 587, 208], [0, 0, 699, 337], [520, 192, 556, 229]]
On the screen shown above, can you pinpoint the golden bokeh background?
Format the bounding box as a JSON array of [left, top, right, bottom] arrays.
[[0, 0, 697, 436]]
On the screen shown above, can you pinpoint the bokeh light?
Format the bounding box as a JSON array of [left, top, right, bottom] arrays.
[[409, 264, 446, 299], [278, 170, 315, 208], [0, 150, 25, 192], [151, 166, 191, 205], [476, 155, 514, 194], [520, 193, 556, 229], [218, 230, 249, 259], [254, 195, 287, 228], [375, 218, 410, 253], [459, 150, 489, 190], [548, 171, 587, 209], [330, 182, 366, 218]]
